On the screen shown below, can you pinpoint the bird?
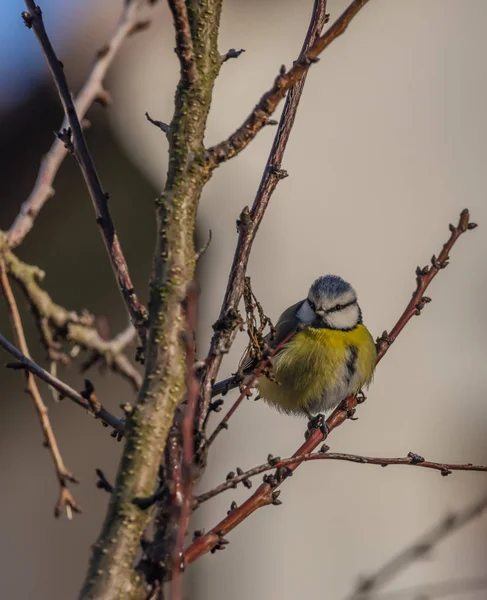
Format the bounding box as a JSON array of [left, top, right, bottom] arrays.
[[211, 275, 376, 424]]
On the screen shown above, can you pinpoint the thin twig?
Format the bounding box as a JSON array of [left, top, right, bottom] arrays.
[[366, 576, 487, 600], [22, 1, 147, 333], [8, 0, 148, 248], [0, 259, 81, 517], [0, 332, 124, 433], [347, 493, 487, 599], [220, 48, 245, 63], [195, 451, 487, 506], [198, 0, 330, 431], [184, 209, 477, 563], [146, 111, 169, 134], [207, 328, 296, 446], [205, 0, 369, 166], [172, 284, 199, 600]]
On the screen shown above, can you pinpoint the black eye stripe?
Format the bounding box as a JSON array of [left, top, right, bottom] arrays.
[[326, 300, 356, 314]]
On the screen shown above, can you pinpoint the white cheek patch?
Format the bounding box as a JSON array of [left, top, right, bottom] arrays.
[[326, 304, 360, 330], [296, 300, 315, 324]]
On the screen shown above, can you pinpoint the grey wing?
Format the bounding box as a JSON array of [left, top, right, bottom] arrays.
[[239, 299, 304, 373]]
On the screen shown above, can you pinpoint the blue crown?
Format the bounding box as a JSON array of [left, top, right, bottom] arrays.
[[309, 275, 356, 300]]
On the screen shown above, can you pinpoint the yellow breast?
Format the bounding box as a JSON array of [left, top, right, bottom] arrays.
[[258, 324, 376, 414]]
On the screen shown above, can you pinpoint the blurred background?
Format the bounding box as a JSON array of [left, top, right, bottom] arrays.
[[1, 0, 486, 598]]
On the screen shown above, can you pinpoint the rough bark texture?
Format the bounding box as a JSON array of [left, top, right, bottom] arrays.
[[78, 2, 222, 599]]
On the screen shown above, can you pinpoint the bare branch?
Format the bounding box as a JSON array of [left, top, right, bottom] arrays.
[[347, 493, 487, 599], [0, 332, 124, 433], [205, 0, 370, 167], [0, 242, 141, 390], [172, 284, 199, 600], [0, 259, 80, 517], [167, 0, 197, 84], [8, 0, 148, 248], [22, 1, 147, 333], [78, 1, 225, 596], [195, 451, 487, 506], [199, 0, 330, 430], [184, 209, 477, 564]]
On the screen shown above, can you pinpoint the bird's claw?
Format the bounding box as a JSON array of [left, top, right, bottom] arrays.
[[305, 413, 329, 439]]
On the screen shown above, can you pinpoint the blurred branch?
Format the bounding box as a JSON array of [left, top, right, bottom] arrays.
[[184, 209, 477, 564], [205, 0, 368, 166], [368, 577, 487, 600], [347, 492, 487, 599], [195, 451, 487, 506], [0, 332, 124, 433], [21, 0, 148, 335], [198, 0, 330, 431], [78, 1, 225, 597], [0, 259, 80, 518], [7, 0, 149, 249], [0, 240, 141, 390]]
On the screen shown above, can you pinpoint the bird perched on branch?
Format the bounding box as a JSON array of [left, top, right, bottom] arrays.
[[212, 275, 376, 425]]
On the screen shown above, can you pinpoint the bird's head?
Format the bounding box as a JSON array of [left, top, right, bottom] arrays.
[[297, 275, 362, 331]]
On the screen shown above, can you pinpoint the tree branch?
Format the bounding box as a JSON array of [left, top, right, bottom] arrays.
[[0, 332, 124, 433], [78, 2, 224, 597], [198, 0, 330, 431], [171, 284, 199, 600], [184, 209, 477, 564], [167, 0, 197, 84], [195, 451, 487, 506], [7, 0, 149, 249], [21, 0, 147, 334], [347, 492, 487, 599], [0, 240, 141, 390], [0, 259, 80, 517], [205, 0, 370, 167]]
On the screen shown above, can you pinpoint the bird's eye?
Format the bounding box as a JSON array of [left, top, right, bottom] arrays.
[[308, 299, 316, 311], [335, 304, 342, 311]]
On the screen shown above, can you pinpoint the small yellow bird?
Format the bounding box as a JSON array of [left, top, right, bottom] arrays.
[[212, 275, 376, 421]]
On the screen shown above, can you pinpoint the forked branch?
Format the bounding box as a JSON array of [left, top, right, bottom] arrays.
[[205, 0, 370, 167], [22, 0, 147, 333]]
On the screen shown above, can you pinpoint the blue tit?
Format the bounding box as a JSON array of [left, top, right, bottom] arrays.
[[212, 275, 376, 417]]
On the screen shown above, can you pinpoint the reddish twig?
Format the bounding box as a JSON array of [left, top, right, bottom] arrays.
[[172, 284, 199, 600], [207, 328, 297, 446], [195, 451, 487, 506], [0, 259, 80, 517], [21, 1, 147, 333], [184, 209, 477, 563], [198, 0, 330, 431], [7, 0, 148, 249], [346, 492, 487, 599], [0, 332, 124, 433], [167, 0, 197, 85], [205, 0, 368, 166]]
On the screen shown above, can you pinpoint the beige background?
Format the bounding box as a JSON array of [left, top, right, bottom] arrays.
[[1, 0, 486, 598]]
